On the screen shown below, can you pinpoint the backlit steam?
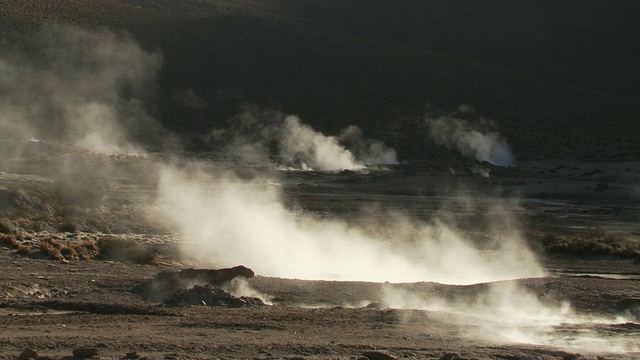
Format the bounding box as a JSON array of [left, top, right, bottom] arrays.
[[4, 23, 635, 355], [425, 116, 515, 167], [383, 281, 639, 352], [0, 24, 169, 156], [212, 106, 397, 170], [152, 165, 543, 284], [279, 116, 363, 171], [338, 126, 398, 166]]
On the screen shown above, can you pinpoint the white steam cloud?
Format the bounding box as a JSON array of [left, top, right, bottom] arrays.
[[212, 106, 397, 171], [425, 115, 515, 167], [383, 281, 639, 352], [152, 165, 542, 284], [0, 24, 170, 155], [279, 116, 364, 171]]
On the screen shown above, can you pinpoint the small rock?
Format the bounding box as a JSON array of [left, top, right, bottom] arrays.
[[126, 352, 140, 359], [439, 354, 459, 360], [365, 302, 385, 309], [563, 355, 578, 360], [18, 348, 38, 360], [73, 348, 100, 357], [36, 357, 56, 360], [362, 351, 397, 360]]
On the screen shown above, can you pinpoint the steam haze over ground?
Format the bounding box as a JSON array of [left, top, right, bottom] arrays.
[[0, 24, 173, 156], [1, 14, 639, 357]]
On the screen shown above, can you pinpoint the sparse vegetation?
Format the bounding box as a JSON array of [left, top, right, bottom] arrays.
[[0, 233, 32, 254], [39, 236, 98, 261], [2, 230, 157, 264], [527, 230, 640, 259], [96, 236, 157, 264]]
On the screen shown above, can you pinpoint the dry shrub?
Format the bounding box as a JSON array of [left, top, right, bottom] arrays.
[[1, 233, 20, 248], [528, 230, 640, 258], [39, 236, 98, 261], [96, 236, 156, 264], [1, 233, 33, 254]]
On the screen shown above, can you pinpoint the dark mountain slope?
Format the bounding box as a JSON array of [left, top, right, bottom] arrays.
[[118, 0, 640, 102], [1, 0, 639, 161]]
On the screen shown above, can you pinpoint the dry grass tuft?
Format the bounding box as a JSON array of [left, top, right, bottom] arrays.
[[1, 233, 34, 254], [39, 236, 98, 261]]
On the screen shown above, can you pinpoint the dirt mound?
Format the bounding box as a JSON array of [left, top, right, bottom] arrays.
[[0, 188, 54, 215], [163, 284, 266, 308], [134, 266, 255, 303]]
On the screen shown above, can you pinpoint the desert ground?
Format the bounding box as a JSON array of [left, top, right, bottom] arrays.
[[1, 154, 639, 360]]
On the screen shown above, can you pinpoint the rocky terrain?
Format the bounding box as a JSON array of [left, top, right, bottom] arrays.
[[1, 155, 639, 359]]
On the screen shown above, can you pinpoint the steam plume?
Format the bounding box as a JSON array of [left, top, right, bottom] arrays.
[[212, 106, 397, 170], [425, 115, 515, 167], [0, 24, 171, 156], [152, 165, 543, 284], [383, 281, 638, 352]]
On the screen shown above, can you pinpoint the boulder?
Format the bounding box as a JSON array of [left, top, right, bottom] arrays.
[[163, 284, 266, 308], [134, 265, 255, 302]]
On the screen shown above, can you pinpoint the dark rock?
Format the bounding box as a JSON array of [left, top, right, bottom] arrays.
[[439, 354, 459, 360], [162, 284, 266, 308], [134, 265, 255, 302], [362, 351, 397, 360], [18, 348, 38, 360], [562, 355, 579, 360], [125, 352, 140, 359], [72, 348, 100, 357], [365, 302, 385, 309]]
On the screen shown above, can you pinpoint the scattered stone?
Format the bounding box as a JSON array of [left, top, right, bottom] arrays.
[[72, 348, 100, 357], [18, 348, 38, 360], [36, 356, 56, 360], [562, 355, 579, 360], [362, 350, 397, 360], [125, 352, 140, 359]]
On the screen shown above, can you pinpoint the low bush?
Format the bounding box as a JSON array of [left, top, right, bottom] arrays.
[[96, 236, 157, 264], [527, 229, 640, 258]]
